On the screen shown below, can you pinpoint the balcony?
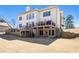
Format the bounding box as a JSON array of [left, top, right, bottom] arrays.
[[37, 20, 55, 26]]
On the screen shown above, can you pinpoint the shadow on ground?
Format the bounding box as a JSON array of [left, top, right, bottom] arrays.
[[0, 34, 57, 45], [0, 31, 78, 45], [61, 31, 79, 39]]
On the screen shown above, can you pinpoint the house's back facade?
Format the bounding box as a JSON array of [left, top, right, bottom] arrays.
[[18, 6, 64, 37]]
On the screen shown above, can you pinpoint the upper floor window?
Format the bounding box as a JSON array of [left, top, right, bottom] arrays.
[[32, 22, 34, 26], [26, 15, 28, 20], [19, 16, 22, 21], [48, 11, 51, 16], [19, 24, 22, 28], [26, 13, 34, 20], [26, 23, 28, 26], [29, 14, 31, 19], [43, 12, 46, 17], [32, 13, 34, 19], [43, 11, 51, 17]]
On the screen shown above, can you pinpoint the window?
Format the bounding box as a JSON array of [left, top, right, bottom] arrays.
[[32, 13, 34, 19], [26, 23, 29, 28], [19, 24, 22, 28], [46, 20, 51, 25], [29, 23, 31, 27], [43, 11, 51, 17], [39, 30, 43, 36], [43, 12, 46, 17], [26, 13, 34, 20], [32, 22, 34, 26], [26, 23, 28, 27], [48, 11, 51, 16], [52, 30, 54, 35], [26, 15, 28, 20], [29, 14, 31, 19], [19, 16, 22, 21]]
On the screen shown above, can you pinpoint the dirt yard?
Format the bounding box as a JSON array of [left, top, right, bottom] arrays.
[[0, 29, 79, 53]]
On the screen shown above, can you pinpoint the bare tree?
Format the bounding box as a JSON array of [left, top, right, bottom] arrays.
[[65, 15, 75, 29]]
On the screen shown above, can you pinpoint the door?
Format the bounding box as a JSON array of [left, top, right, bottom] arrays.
[[39, 30, 43, 36], [44, 30, 49, 37]]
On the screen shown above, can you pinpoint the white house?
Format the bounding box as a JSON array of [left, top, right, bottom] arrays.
[[0, 20, 10, 32], [18, 6, 64, 37]]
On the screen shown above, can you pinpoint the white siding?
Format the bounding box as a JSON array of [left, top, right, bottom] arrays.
[[18, 6, 64, 29], [39, 8, 57, 24]]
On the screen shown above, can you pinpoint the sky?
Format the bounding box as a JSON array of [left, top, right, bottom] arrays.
[[0, 5, 79, 28]]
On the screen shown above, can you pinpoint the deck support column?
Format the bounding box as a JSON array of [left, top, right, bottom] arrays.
[[36, 27, 38, 37], [43, 26, 44, 37], [50, 26, 52, 37]]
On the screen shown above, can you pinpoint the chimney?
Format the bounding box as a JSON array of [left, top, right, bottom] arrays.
[[26, 5, 30, 12]]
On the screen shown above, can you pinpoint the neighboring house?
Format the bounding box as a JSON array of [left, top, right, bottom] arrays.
[[0, 20, 10, 32], [18, 6, 64, 37]]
